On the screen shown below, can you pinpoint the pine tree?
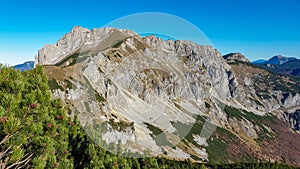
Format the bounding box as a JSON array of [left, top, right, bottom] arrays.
[[0, 66, 73, 168]]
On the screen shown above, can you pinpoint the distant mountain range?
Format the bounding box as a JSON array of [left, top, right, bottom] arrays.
[[252, 55, 300, 76], [252, 55, 298, 65], [13, 61, 34, 72]]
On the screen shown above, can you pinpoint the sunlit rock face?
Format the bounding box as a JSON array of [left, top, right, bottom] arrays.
[[36, 27, 300, 165]]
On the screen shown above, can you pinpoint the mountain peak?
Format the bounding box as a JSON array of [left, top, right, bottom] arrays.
[[268, 55, 297, 65], [13, 61, 34, 72], [35, 27, 140, 66], [252, 55, 300, 76], [71, 26, 89, 33], [223, 52, 250, 63]]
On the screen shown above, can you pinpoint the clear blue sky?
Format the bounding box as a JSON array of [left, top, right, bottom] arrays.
[[1, 0, 300, 65]]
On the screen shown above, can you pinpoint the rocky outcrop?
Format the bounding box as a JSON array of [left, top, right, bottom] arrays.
[[223, 53, 250, 63]]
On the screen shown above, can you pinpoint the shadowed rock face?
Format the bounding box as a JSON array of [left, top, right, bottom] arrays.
[[36, 27, 300, 166]]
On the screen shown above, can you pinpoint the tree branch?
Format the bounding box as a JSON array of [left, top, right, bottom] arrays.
[[6, 153, 33, 169], [0, 135, 11, 145]]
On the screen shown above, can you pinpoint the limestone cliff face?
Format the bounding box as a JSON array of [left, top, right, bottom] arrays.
[[35, 27, 138, 65], [36, 27, 300, 165], [37, 27, 234, 102]]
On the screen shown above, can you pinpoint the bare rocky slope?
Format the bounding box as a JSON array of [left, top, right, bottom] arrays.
[[36, 27, 300, 166]]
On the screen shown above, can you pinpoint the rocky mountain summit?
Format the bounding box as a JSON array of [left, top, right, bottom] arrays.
[[223, 53, 250, 63], [36, 26, 300, 166]]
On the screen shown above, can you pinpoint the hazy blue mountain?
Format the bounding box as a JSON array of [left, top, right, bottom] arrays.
[[253, 55, 298, 65], [269, 60, 300, 76], [253, 56, 300, 76], [266, 55, 297, 65], [13, 61, 34, 72]]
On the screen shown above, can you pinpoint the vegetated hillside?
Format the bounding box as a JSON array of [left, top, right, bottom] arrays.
[[35, 27, 300, 167], [224, 53, 300, 129], [252, 55, 300, 76], [1, 66, 298, 169], [255, 60, 300, 76], [223, 56, 300, 165]]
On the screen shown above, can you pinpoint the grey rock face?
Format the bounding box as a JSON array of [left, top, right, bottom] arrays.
[[35, 26, 138, 66], [36, 27, 300, 163]]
